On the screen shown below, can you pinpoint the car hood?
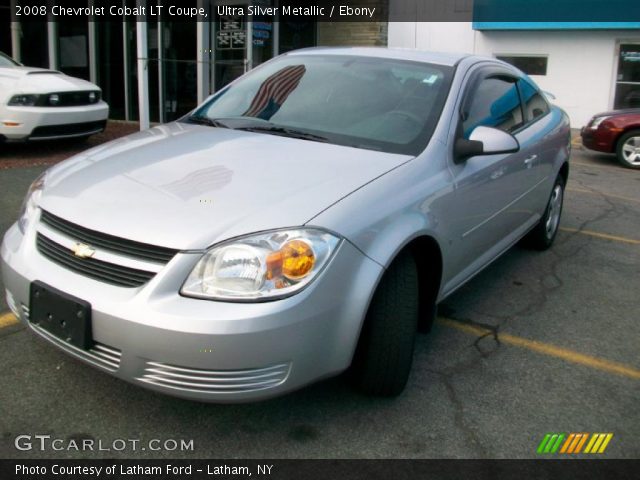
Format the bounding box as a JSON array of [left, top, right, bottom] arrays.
[[41, 122, 411, 250], [0, 66, 100, 93], [590, 108, 640, 118]]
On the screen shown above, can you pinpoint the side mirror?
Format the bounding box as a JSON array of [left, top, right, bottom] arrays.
[[454, 126, 520, 163]]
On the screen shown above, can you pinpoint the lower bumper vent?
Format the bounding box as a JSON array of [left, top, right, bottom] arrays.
[[138, 361, 291, 394]]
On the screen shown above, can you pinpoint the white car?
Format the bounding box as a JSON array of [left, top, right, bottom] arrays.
[[0, 52, 108, 142]]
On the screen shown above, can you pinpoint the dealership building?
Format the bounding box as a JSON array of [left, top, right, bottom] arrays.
[[1, 0, 639, 128]]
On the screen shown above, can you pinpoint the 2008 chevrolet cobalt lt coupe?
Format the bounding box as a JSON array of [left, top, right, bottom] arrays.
[[1, 48, 570, 402]]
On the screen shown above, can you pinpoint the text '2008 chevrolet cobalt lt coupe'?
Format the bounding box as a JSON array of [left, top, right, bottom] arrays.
[[1, 48, 570, 402]]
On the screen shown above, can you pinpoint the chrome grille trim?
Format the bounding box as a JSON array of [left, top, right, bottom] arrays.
[[40, 210, 178, 264], [24, 304, 122, 373], [90, 343, 122, 370], [5, 290, 20, 318], [37, 222, 164, 273], [36, 233, 156, 288], [138, 361, 291, 394]]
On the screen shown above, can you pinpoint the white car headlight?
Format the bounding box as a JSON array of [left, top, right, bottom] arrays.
[[181, 228, 341, 301], [8, 94, 39, 106], [589, 116, 610, 129], [18, 172, 46, 233]]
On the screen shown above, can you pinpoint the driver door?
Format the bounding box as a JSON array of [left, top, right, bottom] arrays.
[[443, 69, 536, 292]]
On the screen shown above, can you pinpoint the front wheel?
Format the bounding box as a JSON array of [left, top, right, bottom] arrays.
[[524, 175, 565, 250], [350, 251, 419, 397], [616, 130, 640, 169]]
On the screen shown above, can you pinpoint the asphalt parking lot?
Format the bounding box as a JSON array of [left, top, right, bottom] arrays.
[[0, 139, 638, 459]]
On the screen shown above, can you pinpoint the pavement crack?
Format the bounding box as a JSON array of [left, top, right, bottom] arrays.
[[426, 359, 491, 457]]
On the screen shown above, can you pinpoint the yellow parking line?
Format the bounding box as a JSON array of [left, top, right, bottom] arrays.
[[567, 186, 640, 204], [438, 317, 640, 380], [559, 227, 640, 245], [0, 312, 19, 328]]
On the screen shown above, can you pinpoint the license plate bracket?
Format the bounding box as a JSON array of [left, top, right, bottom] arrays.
[[29, 281, 93, 350]]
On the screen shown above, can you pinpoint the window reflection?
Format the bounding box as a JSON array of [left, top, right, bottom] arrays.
[[243, 65, 306, 120]]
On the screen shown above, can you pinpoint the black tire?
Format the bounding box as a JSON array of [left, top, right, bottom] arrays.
[[615, 129, 640, 169], [524, 175, 565, 250], [351, 250, 419, 397]]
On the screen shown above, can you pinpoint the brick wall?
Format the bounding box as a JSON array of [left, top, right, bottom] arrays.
[[317, 22, 388, 47]]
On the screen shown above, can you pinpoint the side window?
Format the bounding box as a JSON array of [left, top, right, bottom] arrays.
[[517, 77, 550, 123], [462, 77, 524, 138]]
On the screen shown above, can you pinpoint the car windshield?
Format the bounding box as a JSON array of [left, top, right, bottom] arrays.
[[188, 54, 454, 155], [0, 51, 19, 67]]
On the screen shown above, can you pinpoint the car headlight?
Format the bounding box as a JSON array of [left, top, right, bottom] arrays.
[[8, 94, 39, 106], [18, 172, 46, 233], [181, 228, 341, 301], [589, 116, 610, 129]]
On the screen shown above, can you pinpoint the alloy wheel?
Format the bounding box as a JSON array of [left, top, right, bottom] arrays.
[[621, 135, 640, 166], [545, 184, 563, 239]]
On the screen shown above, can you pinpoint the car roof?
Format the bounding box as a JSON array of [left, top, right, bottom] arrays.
[[285, 47, 471, 67]]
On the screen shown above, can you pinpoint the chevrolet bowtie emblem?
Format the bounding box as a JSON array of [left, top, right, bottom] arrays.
[[71, 242, 96, 259]]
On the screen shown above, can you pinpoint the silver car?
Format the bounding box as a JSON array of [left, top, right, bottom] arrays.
[[1, 48, 570, 402]]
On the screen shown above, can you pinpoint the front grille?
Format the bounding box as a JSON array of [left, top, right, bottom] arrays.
[[36, 233, 156, 287], [138, 361, 291, 394], [30, 120, 106, 139], [36, 90, 101, 107], [23, 303, 122, 372], [41, 210, 177, 264]]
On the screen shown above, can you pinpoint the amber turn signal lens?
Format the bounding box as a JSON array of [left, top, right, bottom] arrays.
[[282, 240, 316, 280], [265, 251, 283, 280]]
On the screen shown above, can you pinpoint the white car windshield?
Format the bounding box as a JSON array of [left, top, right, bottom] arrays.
[[189, 54, 454, 155], [0, 52, 19, 67]]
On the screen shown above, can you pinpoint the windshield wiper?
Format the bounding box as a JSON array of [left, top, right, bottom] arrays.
[[186, 115, 229, 128], [235, 125, 329, 143]]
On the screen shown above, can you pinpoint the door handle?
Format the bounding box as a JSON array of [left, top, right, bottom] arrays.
[[524, 155, 537, 168]]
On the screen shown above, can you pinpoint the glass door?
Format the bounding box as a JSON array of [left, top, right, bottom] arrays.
[[210, 0, 275, 92], [614, 44, 640, 109], [212, 0, 250, 91]]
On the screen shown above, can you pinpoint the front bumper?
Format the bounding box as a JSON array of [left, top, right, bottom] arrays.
[[0, 101, 108, 140], [1, 219, 382, 402], [580, 126, 614, 153]]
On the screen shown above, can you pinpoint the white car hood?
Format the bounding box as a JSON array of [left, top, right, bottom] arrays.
[[40, 122, 411, 250], [0, 66, 99, 93]]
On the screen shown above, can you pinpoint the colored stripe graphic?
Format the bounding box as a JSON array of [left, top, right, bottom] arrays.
[[537, 434, 552, 454], [539, 433, 613, 454], [549, 434, 565, 453], [537, 433, 565, 454], [584, 433, 614, 454], [560, 433, 575, 453], [597, 434, 614, 453], [574, 433, 589, 453]]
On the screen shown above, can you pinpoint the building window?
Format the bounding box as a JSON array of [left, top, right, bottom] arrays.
[[495, 55, 548, 76]]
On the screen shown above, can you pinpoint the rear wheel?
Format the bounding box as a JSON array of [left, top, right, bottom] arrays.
[[351, 250, 419, 397], [616, 130, 640, 169], [524, 175, 565, 250]]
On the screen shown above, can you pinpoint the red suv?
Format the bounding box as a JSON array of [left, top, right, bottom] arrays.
[[581, 109, 640, 169]]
